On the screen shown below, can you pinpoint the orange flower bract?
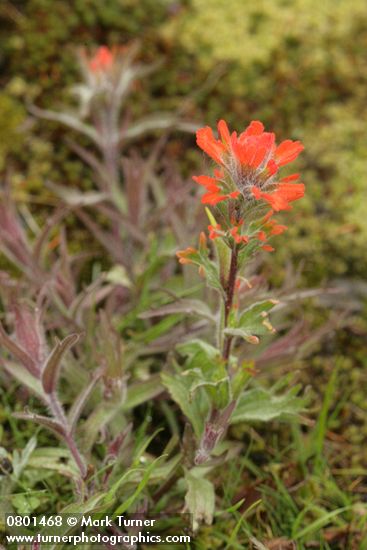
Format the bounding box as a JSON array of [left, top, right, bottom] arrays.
[[89, 46, 114, 73], [193, 119, 305, 250]]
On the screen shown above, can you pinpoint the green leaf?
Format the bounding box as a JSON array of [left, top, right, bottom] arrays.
[[132, 428, 164, 467], [185, 471, 215, 532], [223, 327, 260, 345], [237, 239, 261, 267], [178, 232, 223, 294], [122, 375, 163, 410], [161, 372, 207, 437], [105, 265, 132, 288], [230, 361, 255, 399], [177, 338, 219, 365], [133, 314, 182, 343], [177, 339, 229, 409], [226, 299, 278, 344], [27, 448, 80, 479], [231, 384, 305, 423], [214, 237, 231, 281], [12, 436, 37, 480], [238, 300, 278, 335], [293, 506, 350, 540], [140, 299, 215, 322], [39, 491, 108, 550], [4, 362, 43, 397], [112, 456, 165, 517], [202, 259, 223, 293], [205, 206, 231, 280], [185, 368, 230, 410], [11, 493, 41, 514], [81, 400, 125, 453]]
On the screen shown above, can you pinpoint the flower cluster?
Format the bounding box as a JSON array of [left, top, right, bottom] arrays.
[[88, 46, 114, 73], [79, 45, 128, 86], [193, 120, 305, 251]]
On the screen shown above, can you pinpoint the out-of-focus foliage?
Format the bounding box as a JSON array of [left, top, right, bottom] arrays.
[[1, 0, 367, 282]]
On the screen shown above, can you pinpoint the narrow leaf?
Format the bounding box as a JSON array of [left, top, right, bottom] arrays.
[[41, 333, 80, 394], [13, 412, 66, 438], [223, 327, 260, 345], [68, 367, 105, 432], [140, 299, 215, 322], [0, 323, 38, 376]]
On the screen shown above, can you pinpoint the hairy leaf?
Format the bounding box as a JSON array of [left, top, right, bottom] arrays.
[[13, 412, 66, 437], [231, 385, 305, 423], [41, 333, 80, 394], [161, 372, 206, 437], [185, 471, 215, 531], [140, 299, 215, 322]]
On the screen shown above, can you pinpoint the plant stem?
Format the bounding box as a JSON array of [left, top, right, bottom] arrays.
[[222, 244, 238, 363], [49, 393, 87, 478]]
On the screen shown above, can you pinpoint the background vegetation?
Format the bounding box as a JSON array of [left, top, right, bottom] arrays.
[[0, 0, 366, 548]]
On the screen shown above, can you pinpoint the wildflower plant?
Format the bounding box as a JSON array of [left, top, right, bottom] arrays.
[[171, 120, 306, 465], [0, 43, 311, 537]]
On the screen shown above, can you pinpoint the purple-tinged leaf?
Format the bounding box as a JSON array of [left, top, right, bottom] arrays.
[[0, 322, 39, 376], [13, 411, 66, 438], [140, 299, 215, 323], [12, 304, 44, 364], [68, 366, 105, 432], [41, 333, 80, 394]]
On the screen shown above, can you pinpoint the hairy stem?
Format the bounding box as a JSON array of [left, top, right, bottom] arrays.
[[49, 393, 87, 478], [222, 244, 239, 363]]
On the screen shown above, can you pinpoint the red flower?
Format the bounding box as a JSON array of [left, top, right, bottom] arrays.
[[230, 225, 249, 244], [193, 119, 305, 252], [196, 127, 226, 165], [208, 224, 222, 240], [275, 140, 304, 167], [194, 119, 304, 211], [193, 175, 240, 205], [266, 219, 288, 236], [89, 46, 114, 73], [252, 181, 305, 211]]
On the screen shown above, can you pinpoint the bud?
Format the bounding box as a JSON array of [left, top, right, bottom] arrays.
[[198, 266, 206, 278], [199, 231, 207, 252], [194, 421, 224, 465], [176, 247, 197, 265], [194, 402, 236, 464], [89, 46, 114, 73]]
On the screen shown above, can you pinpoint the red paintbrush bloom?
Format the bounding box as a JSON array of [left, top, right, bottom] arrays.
[[192, 175, 240, 205], [208, 224, 222, 240], [230, 225, 249, 244], [194, 119, 304, 212], [252, 181, 305, 211], [89, 46, 114, 73], [193, 119, 305, 252]]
